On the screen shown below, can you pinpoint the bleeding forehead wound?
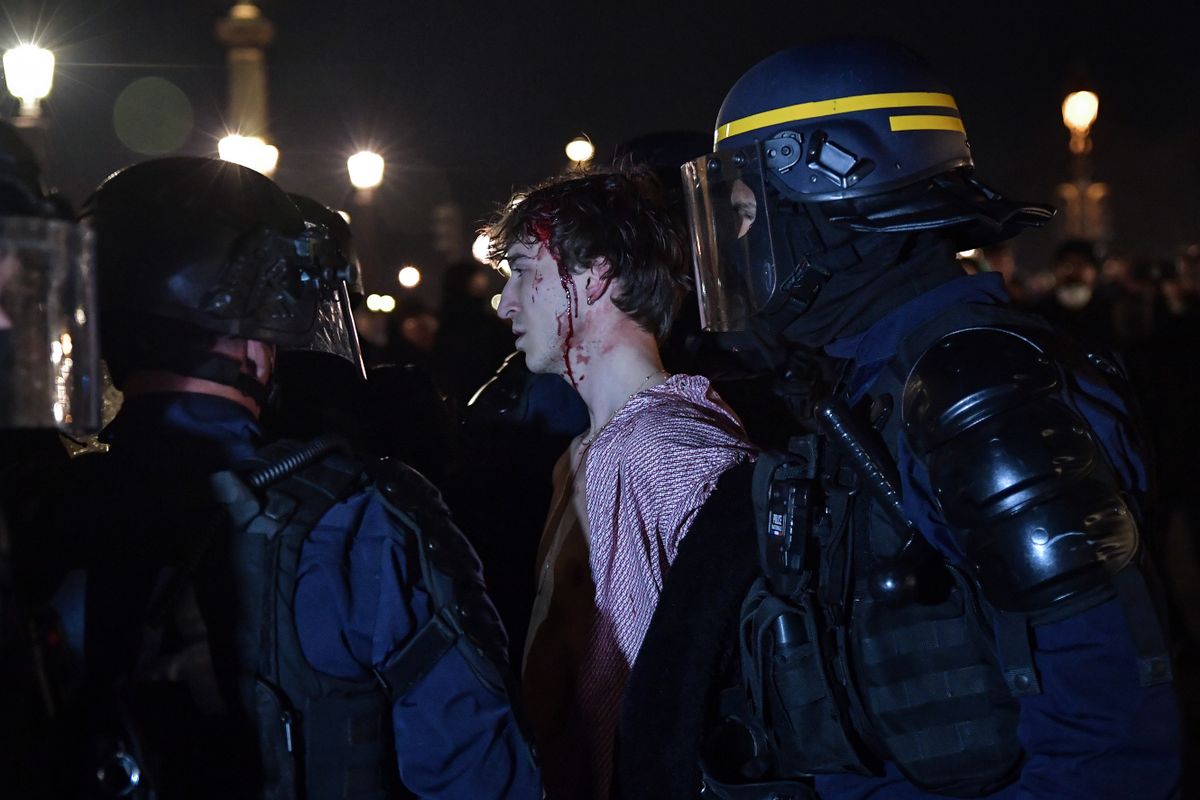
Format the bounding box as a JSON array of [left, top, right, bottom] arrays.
[[529, 218, 554, 245]]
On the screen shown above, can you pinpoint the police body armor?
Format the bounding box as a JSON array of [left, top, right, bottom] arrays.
[[704, 303, 1171, 798], [66, 437, 509, 800]]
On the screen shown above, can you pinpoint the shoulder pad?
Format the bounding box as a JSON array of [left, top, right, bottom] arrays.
[[901, 327, 1138, 614], [902, 327, 1058, 455], [373, 458, 450, 516]]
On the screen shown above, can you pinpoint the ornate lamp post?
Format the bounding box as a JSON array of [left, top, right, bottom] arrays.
[[215, 2, 279, 174], [1057, 90, 1109, 242]]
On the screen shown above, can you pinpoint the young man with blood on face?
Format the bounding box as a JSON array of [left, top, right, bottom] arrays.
[[490, 171, 756, 799]]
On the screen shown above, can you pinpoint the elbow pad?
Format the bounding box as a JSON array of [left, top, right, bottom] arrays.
[[902, 328, 1137, 614]]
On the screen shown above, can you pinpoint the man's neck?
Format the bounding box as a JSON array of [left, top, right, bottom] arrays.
[[120, 371, 262, 418], [570, 318, 666, 441]]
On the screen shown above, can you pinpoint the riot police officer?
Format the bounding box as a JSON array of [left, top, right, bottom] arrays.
[[37, 157, 540, 799], [0, 118, 100, 800], [618, 39, 1180, 800]]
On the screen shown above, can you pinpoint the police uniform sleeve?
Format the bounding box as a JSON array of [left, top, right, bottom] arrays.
[[296, 469, 541, 799], [900, 328, 1181, 798]]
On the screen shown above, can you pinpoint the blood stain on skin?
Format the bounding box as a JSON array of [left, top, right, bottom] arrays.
[[531, 215, 579, 387], [530, 268, 543, 304], [558, 269, 578, 388]]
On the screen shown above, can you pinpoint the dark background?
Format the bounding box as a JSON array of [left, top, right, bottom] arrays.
[[4, 0, 1197, 297]]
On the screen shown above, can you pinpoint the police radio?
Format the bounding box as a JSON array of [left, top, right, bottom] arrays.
[[756, 434, 822, 597]]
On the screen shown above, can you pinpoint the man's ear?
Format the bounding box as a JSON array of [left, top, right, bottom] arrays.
[[584, 257, 615, 306]]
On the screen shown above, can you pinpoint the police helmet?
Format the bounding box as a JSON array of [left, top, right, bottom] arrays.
[[683, 39, 1053, 332], [81, 157, 345, 347], [716, 39, 979, 202]]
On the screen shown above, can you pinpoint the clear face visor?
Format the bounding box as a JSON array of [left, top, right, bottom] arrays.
[[294, 280, 366, 380], [0, 217, 101, 434], [682, 145, 783, 332]]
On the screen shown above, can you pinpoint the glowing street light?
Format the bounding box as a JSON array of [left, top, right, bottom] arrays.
[[218, 134, 279, 176], [472, 233, 491, 264], [397, 265, 421, 288], [1058, 89, 1108, 242], [565, 136, 594, 164], [366, 293, 396, 313], [3, 44, 55, 116], [347, 151, 385, 190], [1062, 91, 1099, 154]]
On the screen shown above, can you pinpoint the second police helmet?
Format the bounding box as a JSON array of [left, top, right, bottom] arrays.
[[80, 157, 364, 395], [683, 38, 1054, 332]]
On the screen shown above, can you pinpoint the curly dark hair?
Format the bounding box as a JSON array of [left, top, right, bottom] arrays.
[[485, 168, 689, 341]]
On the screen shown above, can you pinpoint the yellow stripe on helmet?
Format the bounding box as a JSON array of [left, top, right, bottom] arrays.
[[714, 91, 959, 144], [889, 114, 966, 133]]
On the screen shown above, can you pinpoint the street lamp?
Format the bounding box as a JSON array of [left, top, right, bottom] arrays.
[[397, 265, 421, 288], [1057, 89, 1108, 243], [1061, 90, 1099, 155], [217, 133, 279, 175], [347, 151, 385, 190], [366, 294, 396, 313], [565, 135, 594, 165], [3, 44, 55, 117]]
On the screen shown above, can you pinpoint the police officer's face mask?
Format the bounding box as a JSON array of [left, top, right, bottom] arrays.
[[0, 216, 100, 434]]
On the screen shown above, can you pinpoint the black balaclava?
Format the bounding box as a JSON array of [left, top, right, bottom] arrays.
[[758, 195, 964, 352]]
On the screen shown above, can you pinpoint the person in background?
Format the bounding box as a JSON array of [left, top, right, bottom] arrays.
[[1035, 238, 1116, 347]]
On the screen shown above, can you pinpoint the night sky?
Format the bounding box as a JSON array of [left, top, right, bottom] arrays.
[[4, 0, 1198, 297]]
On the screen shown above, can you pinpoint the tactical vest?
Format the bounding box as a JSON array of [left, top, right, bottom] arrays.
[[66, 436, 513, 800], [728, 429, 1022, 798], [705, 302, 1172, 798]]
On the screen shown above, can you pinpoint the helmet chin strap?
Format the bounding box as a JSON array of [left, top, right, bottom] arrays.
[[137, 348, 272, 407]]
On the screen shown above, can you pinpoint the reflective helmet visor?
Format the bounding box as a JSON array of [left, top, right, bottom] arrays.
[[0, 217, 100, 434], [682, 145, 782, 332], [294, 280, 366, 380]]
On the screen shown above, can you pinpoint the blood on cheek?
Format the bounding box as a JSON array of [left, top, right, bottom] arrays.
[[534, 242, 581, 389], [530, 267, 543, 304], [529, 223, 587, 386]]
